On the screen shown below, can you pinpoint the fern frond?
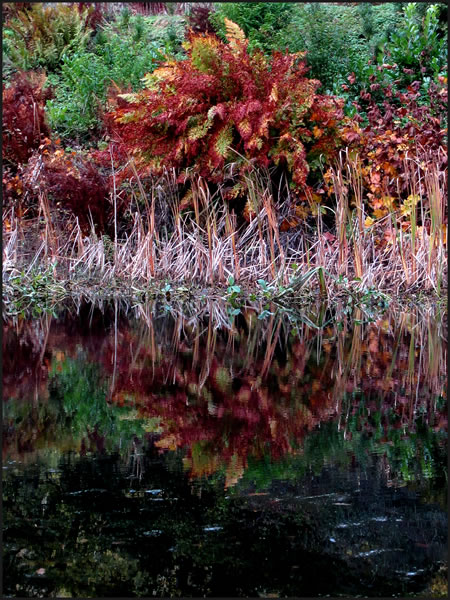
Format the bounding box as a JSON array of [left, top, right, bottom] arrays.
[[103, 26, 345, 201], [117, 93, 140, 103], [214, 124, 233, 158], [237, 118, 252, 140], [3, 3, 92, 71], [190, 35, 221, 73], [188, 119, 212, 141], [224, 18, 246, 46]]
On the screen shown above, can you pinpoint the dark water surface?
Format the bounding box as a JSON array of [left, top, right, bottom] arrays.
[[3, 301, 448, 597]]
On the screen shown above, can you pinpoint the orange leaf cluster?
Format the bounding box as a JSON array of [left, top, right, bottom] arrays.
[[337, 79, 447, 218]]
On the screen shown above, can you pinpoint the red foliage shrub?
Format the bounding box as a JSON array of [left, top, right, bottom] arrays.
[[335, 75, 448, 218], [2, 167, 26, 215], [77, 2, 105, 31], [2, 71, 53, 166], [103, 21, 346, 216], [22, 146, 110, 233], [188, 5, 215, 34]]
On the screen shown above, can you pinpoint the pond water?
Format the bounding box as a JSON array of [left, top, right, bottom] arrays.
[[3, 300, 448, 598]]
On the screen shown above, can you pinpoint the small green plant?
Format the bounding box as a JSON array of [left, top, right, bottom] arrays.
[[3, 265, 66, 317], [225, 276, 242, 305], [223, 276, 243, 321], [256, 279, 276, 299], [257, 309, 274, 320], [359, 286, 391, 314], [161, 282, 172, 301]]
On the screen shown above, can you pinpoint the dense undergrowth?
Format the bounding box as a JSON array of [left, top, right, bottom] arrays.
[[2, 2, 448, 310]]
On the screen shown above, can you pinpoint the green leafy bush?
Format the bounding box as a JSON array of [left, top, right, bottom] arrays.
[[99, 11, 186, 60], [274, 3, 373, 94], [46, 52, 111, 139], [210, 2, 294, 55], [93, 14, 175, 85], [46, 13, 176, 140], [357, 2, 403, 58], [340, 3, 448, 118], [2, 2, 92, 73], [379, 3, 447, 86]]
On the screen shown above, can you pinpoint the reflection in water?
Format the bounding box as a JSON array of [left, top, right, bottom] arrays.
[[3, 300, 448, 597]]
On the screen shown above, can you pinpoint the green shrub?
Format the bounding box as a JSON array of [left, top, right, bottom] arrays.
[[357, 2, 403, 57], [339, 3, 447, 118], [94, 17, 167, 89], [414, 1, 448, 31], [98, 12, 187, 60], [379, 3, 447, 85], [2, 2, 92, 73], [46, 13, 178, 140], [278, 3, 370, 93], [210, 2, 294, 55], [46, 52, 110, 139]]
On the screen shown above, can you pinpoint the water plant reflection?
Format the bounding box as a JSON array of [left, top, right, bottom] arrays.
[[3, 301, 447, 488]]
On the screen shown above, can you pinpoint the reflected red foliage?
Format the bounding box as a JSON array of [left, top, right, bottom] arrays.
[[3, 308, 446, 482]]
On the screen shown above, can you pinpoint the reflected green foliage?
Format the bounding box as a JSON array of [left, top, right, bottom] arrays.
[[47, 353, 162, 451], [4, 351, 161, 460], [233, 411, 447, 503], [49, 355, 110, 434], [345, 395, 448, 486]]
